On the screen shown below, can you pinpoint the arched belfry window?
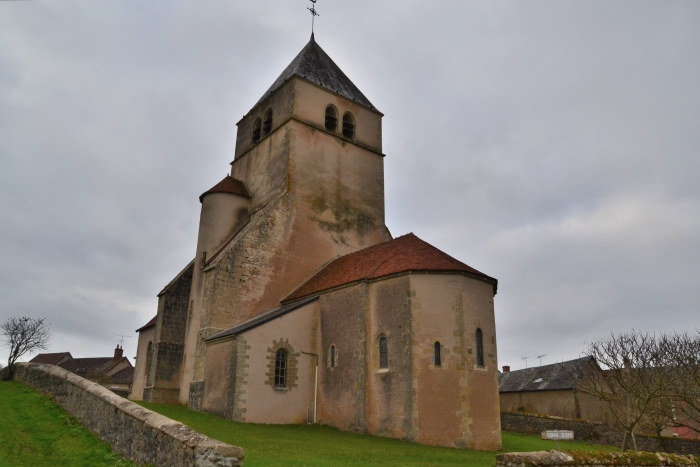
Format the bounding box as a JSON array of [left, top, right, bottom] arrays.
[[263, 108, 273, 136], [325, 105, 338, 132], [329, 344, 337, 368], [476, 328, 484, 367], [342, 112, 355, 139], [252, 118, 261, 143], [379, 336, 388, 369], [434, 341, 441, 366], [274, 349, 287, 388]]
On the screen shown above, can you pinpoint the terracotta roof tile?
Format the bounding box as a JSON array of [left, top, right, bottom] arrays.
[[30, 352, 72, 365], [284, 233, 497, 302], [199, 176, 250, 202], [135, 316, 157, 333]]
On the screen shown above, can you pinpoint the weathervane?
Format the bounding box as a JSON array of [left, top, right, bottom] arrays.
[[308, 0, 319, 34]]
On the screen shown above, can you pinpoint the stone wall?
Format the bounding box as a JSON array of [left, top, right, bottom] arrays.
[[13, 362, 244, 467], [496, 450, 697, 467], [502, 411, 700, 456]]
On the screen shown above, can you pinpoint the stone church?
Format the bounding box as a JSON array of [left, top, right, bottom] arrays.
[[132, 34, 502, 450]]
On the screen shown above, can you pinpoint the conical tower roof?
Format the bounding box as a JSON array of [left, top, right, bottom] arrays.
[[255, 34, 376, 110]]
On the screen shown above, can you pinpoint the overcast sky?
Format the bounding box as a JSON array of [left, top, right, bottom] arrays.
[[1, 1, 698, 371]]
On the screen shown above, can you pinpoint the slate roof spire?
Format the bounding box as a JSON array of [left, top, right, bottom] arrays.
[[255, 34, 376, 110]]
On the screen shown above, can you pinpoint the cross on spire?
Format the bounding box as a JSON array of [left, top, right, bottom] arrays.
[[308, 0, 319, 34]]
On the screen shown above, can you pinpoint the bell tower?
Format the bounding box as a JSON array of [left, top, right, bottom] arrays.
[[177, 34, 392, 406]]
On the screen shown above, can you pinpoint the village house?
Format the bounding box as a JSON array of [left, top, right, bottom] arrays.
[[132, 33, 502, 450]]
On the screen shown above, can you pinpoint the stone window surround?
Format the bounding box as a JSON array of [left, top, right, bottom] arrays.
[[265, 338, 300, 391]]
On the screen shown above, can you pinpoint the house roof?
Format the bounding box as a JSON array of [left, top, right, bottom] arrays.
[[110, 366, 134, 385], [284, 233, 497, 302], [498, 357, 595, 393], [206, 296, 319, 342], [136, 316, 157, 333], [199, 175, 251, 203], [254, 34, 376, 111], [29, 352, 73, 365], [58, 356, 131, 378]]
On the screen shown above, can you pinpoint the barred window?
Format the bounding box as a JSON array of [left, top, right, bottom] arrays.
[[252, 118, 261, 143], [325, 105, 338, 132], [274, 349, 287, 388], [263, 108, 273, 136], [342, 112, 355, 139], [476, 328, 484, 367], [434, 341, 441, 366], [379, 336, 388, 369]]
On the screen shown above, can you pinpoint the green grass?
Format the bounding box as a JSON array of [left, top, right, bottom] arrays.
[[138, 401, 618, 467], [0, 381, 137, 467]]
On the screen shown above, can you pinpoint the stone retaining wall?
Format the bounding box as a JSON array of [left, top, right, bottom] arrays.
[[12, 362, 244, 467], [502, 411, 700, 456], [496, 450, 698, 467]]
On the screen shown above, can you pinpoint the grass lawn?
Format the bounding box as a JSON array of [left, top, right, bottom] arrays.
[[0, 380, 137, 467], [139, 401, 618, 467]]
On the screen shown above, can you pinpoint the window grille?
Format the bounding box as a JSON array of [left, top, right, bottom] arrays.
[[325, 106, 338, 132], [434, 341, 441, 366], [252, 118, 261, 143], [274, 349, 287, 388], [342, 112, 355, 139], [379, 336, 388, 369], [263, 109, 273, 136], [476, 329, 484, 367]]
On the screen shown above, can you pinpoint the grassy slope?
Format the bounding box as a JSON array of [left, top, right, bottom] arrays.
[[0, 381, 136, 467], [139, 401, 617, 467]]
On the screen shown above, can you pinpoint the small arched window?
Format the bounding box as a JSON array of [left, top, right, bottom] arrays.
[[263, 108, 273, 136], [342, 112, 355, 139], [476, 328, 484, 367], [274, 349, 287, 388], [325, 106, 338, 132], [379, 336, 388, 369], [434, 341, 441, 366], [252, 118, 261, 143], [330, 344, 337, 368]]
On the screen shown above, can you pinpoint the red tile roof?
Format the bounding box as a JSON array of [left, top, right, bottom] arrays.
[[284, 233, 497, 301], [30, 352, 72, 365], [199, 175, 250, 202], [135, 316, 157, 333]]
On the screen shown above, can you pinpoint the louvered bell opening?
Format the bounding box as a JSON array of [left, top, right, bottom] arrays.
[[325, 106, 338, 132], [263, 109, 273, 136], [342, 113, 355, 140], [252, 119, 261, 143]]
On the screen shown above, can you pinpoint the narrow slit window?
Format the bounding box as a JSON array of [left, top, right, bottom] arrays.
[[330, 344, 337, 368], [342, 112, 355, 139], [274, 349, 287, 388], [434, 341, 441, 366], [325, 106, 338, 132], [263, 108, 273, 136], [252, 118, 261, 143], [379, 336, 388, 369], [476, 329, 484, 367]]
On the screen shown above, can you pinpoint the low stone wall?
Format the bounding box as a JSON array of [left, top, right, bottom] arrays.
[[502, 411, 700, 456], [496, 450, 697, 467], [12, 362, 244, 467]]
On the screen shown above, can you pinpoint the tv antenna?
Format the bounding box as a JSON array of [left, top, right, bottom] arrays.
[[308, 0, 319, 34], [537, 354, 547, 366], [112, 334, 132, 347], [522, 356, 529, 368]]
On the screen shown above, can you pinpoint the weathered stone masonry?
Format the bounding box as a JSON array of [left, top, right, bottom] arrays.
[[13, 363, 244, 467]]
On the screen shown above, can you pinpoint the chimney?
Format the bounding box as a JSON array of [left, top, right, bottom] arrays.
[[502, 365, 510, 373], [114, 345, 123, 360]]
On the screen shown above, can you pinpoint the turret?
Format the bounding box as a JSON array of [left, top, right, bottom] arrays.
[[196, 176, 251, 264]]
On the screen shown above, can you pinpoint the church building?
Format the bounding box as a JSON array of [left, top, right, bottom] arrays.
[[132, 34, 502, 450]]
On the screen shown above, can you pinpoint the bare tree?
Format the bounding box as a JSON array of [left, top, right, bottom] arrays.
[[666, 331, 700, 434], [575, 330, 676, 451], [1, 317, 51, 381]]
